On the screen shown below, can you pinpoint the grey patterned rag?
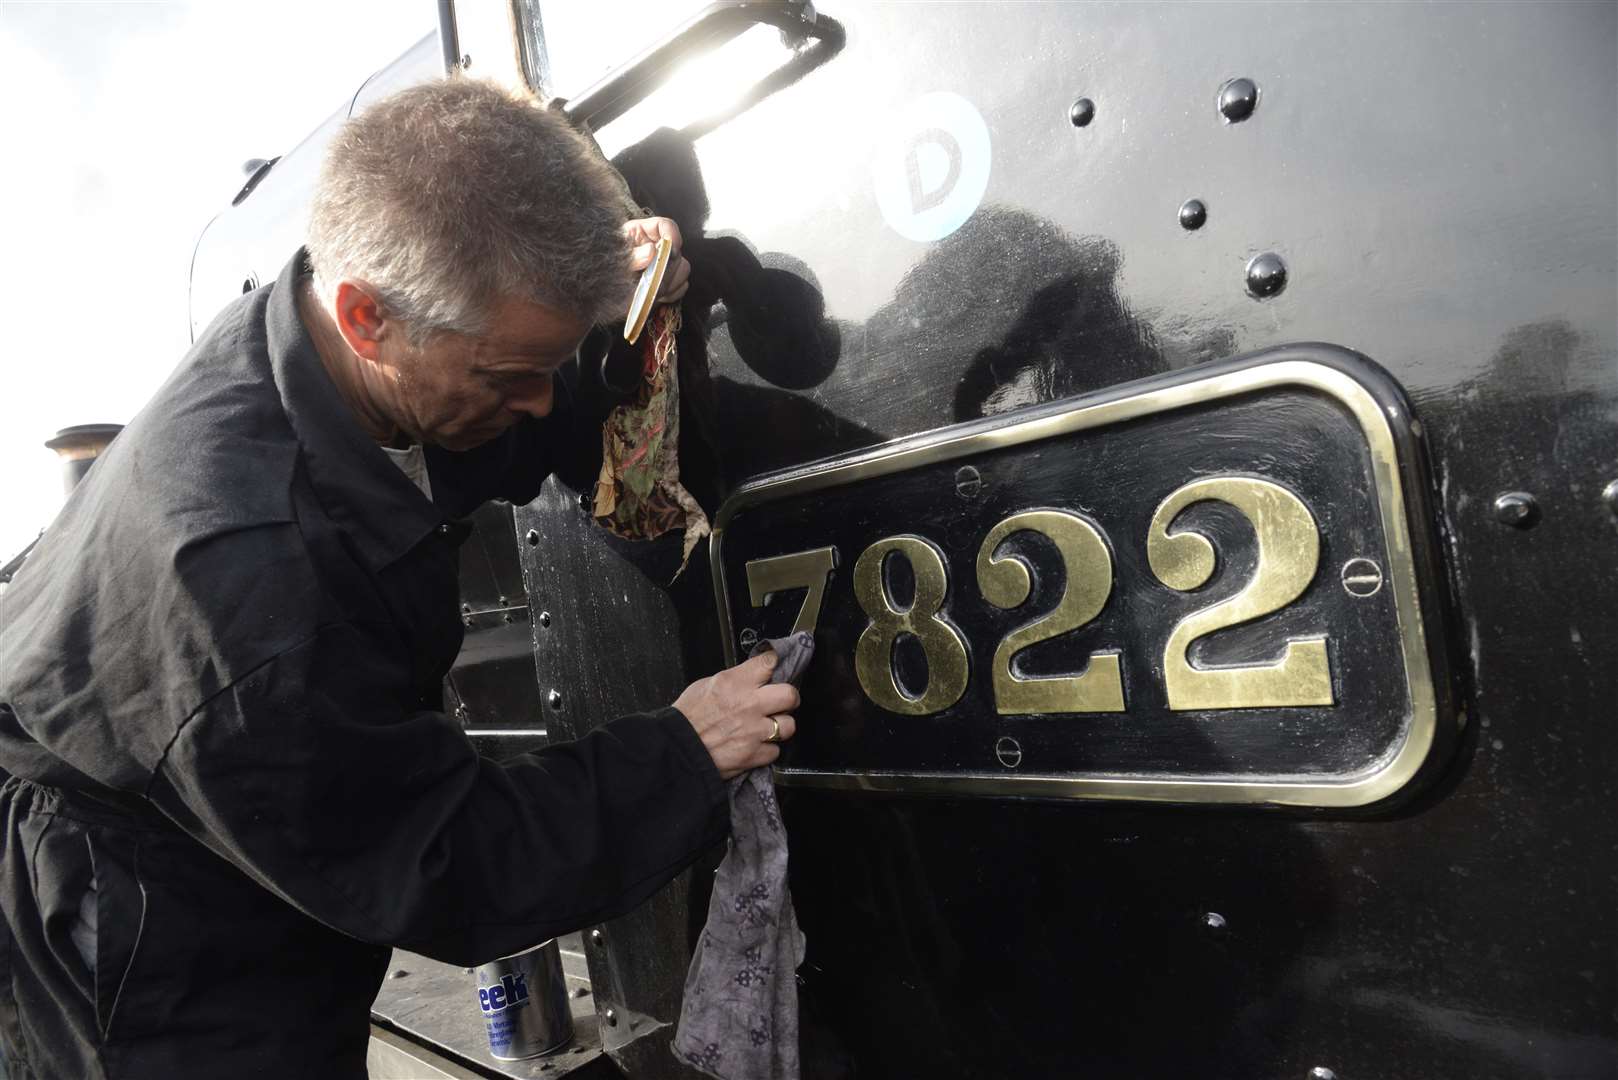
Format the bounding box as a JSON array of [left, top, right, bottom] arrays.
[[672, 632, 813, 1080]]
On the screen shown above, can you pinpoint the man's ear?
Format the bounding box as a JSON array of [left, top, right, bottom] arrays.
[[331, 280, 396, 368]]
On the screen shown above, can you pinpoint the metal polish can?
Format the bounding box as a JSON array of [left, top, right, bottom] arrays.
[[473, 939, 573, 1060]]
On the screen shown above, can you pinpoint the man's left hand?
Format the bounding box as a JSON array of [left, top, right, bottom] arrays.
[[624, 217, 691, 304]]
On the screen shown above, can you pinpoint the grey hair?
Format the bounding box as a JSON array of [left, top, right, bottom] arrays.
[[306, 78, 637, 341]]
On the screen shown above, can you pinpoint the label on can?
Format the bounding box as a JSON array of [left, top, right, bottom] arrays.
[[478, 970, 535, 1058], [473, 941, 572, 1061]]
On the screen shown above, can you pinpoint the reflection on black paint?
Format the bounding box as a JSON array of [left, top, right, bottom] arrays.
[[948, 209, 1163, 419], [554, 128, 878, 513], [1420, 317, 1610, 507], [851, 204, 1166, 424], [705, 239, 842, 391]]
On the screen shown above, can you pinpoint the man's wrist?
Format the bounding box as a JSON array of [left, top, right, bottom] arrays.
[[658, 705, 727, 808]]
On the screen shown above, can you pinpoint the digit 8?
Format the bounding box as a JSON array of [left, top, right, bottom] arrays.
[[852, 536, 970, 715]]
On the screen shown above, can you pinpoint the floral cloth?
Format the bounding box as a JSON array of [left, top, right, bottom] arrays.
[[591, 303, 710, 577], [672, 633, 814, 1080]]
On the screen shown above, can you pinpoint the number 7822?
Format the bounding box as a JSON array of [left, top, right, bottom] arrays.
[[740, 475, 1335, 716]]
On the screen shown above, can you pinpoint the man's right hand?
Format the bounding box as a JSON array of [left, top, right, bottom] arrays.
[[672, 651, 799, 780]]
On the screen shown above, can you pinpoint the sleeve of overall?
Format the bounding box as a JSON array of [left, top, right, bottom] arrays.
[[145, 619, 729, 966]]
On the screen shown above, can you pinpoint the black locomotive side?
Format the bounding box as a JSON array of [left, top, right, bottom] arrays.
[[190, 4, 1617, 1077]]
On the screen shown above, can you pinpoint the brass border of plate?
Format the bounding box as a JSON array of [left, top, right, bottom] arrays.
[[709, 358, 1439, 808]]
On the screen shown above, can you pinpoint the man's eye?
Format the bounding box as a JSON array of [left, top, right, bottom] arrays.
[[491, 371, 552, 393]]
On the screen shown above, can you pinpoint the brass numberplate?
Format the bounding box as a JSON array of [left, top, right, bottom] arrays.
[[710, 347, 1454, 807]]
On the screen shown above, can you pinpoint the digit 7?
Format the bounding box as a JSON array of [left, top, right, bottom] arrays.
[[744, 547, 839, 634]]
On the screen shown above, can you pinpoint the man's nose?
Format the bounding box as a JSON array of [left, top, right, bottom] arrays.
[[508, 375, 554, 419]]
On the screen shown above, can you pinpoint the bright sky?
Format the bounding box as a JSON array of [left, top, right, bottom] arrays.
[[0, 1, 429, 560]]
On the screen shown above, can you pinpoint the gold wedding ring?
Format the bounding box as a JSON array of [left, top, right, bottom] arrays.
[[764, 717, 782, 744]]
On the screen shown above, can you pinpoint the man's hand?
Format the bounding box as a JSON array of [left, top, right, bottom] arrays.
[[623, 216, 692, 304], [672, 651, 799, 780]]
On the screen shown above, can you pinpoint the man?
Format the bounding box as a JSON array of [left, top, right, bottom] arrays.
[[0, 77, 796, 1078]]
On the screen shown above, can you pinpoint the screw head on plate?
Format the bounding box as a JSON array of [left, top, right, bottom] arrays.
[[1340, 557, 1384, 598], [1493, 491, 1540, 528]]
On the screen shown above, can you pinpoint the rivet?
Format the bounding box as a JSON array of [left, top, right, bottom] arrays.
[[1217, 77, 1259, 122], [955, 465, 982, 500], [389, 969, 409, 980], [1202, 911, 1227, 931], [547, 689, 564, 709], [497, 596, 508, 607], [460, 53, 472, 69], [503, 613, 515, 624], [590, 929, 604, 945], [578, 492, 593, 513], [1178, 198, 1207, 231], [572, 986, 591, 998], [1340, 557, 1384, 598], [1068, 97, 1096, 127], [461, 603, 472, 614], [739, 627, 760, 652], [995, 736, 1022, 769], [436, 523, 452, 536], [526, 529, 540, 546], [1309, 1069, 1338, 1080], [538, 610, 552, 628], [1245, 252, 1288, 298], [604, 1008, 619, 1026], [1492, 491, 1540, 529], [1602, 479, 1618, 517]]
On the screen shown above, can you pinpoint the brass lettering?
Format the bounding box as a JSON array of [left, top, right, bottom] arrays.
[[1146, 477, 1333, 710], [852, 536, 969, 715], [977, 510, 1124, 714], [745, 546, 839, 634]]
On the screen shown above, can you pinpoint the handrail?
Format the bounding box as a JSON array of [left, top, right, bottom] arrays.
[[557, 1, 843, 132]]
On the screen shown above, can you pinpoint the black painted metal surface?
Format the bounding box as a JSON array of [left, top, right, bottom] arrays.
[[570, 2, 1618, 1075], [187, 1, 1617, 1076]]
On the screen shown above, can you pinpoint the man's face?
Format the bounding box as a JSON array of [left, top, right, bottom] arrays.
[[391, 296, 593, 452]]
